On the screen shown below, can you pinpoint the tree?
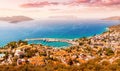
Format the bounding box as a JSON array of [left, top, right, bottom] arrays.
[[105, 48, 114, 56], [7, 41, 17, 49], [18, 40, 28, 46]]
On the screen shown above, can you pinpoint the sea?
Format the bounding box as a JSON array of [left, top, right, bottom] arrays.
[[0, 19, 119, 48]]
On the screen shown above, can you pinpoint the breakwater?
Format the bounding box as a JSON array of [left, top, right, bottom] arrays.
[[25, 38, 79, 45]]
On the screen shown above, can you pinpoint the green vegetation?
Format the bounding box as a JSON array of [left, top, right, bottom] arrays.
[[25, 49, 37, 58], [7, 41, 17, 49], [105, 48, 114, 56], [6, 40, 28, 49]]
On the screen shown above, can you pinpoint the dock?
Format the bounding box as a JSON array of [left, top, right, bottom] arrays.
[[24, 38, 79, 45]]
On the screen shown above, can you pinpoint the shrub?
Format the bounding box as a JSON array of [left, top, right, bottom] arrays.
[[105, 48, 114, 56]]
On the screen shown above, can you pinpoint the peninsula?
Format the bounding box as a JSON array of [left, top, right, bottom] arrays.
[[0, 16, 33, 23]]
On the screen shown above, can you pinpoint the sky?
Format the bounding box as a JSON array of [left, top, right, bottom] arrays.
[[0, 0, 120, 19]]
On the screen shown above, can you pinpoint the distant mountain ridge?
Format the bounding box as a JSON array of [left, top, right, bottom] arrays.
[[103, 16, 120, 20], [0, 16, 33, 23]]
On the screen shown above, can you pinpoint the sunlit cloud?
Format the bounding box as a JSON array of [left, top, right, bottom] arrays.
[[20, 0, 120, 8], [20, 1, 60, 8], [0, 0, 120, 19]]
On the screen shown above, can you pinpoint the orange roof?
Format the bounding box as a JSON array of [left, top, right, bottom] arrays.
[[77, 58, 86, 63], [29, 56, 45, 65], [55, 50, 67, 56]]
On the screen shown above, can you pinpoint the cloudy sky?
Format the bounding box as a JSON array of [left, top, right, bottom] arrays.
[[0, 0, 120, 19]]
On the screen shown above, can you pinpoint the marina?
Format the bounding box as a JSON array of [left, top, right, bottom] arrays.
[[25, 38, 79, 45]]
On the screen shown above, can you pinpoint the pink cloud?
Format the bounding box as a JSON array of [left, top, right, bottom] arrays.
[[20, 1, 60, 8], [68, 0, 120, 7], [90, 0, 120, 6], [74, 0, 90, 3], [71, 0, 120, 6], [20, 0, 120, 8], [102, 0, 120, 5]]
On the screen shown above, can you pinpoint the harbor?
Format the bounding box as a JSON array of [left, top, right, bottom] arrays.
[[25, 38, 79, 45]]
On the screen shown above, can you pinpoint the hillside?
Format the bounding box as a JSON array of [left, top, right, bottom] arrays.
[[103, 16, 120, 20], [109, 24, 120, 32]]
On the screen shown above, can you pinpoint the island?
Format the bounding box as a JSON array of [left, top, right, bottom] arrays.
[[103, 16, 120, 20], [0, 16, 33, 23]]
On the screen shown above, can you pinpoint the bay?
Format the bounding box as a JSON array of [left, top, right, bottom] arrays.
[[0, 19, 119, 47]]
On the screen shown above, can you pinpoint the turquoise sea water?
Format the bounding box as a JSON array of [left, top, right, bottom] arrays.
[[28, 40, 71, 48], [0, 19, 119, 48]]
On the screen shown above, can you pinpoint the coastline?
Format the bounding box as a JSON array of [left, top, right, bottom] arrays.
[[0, 23, 119, 67], [0, 20, 119, 48], [0, 25, 114, 48]]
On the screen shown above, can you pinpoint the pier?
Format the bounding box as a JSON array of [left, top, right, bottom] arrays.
[[25, 38, 79, 45]]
